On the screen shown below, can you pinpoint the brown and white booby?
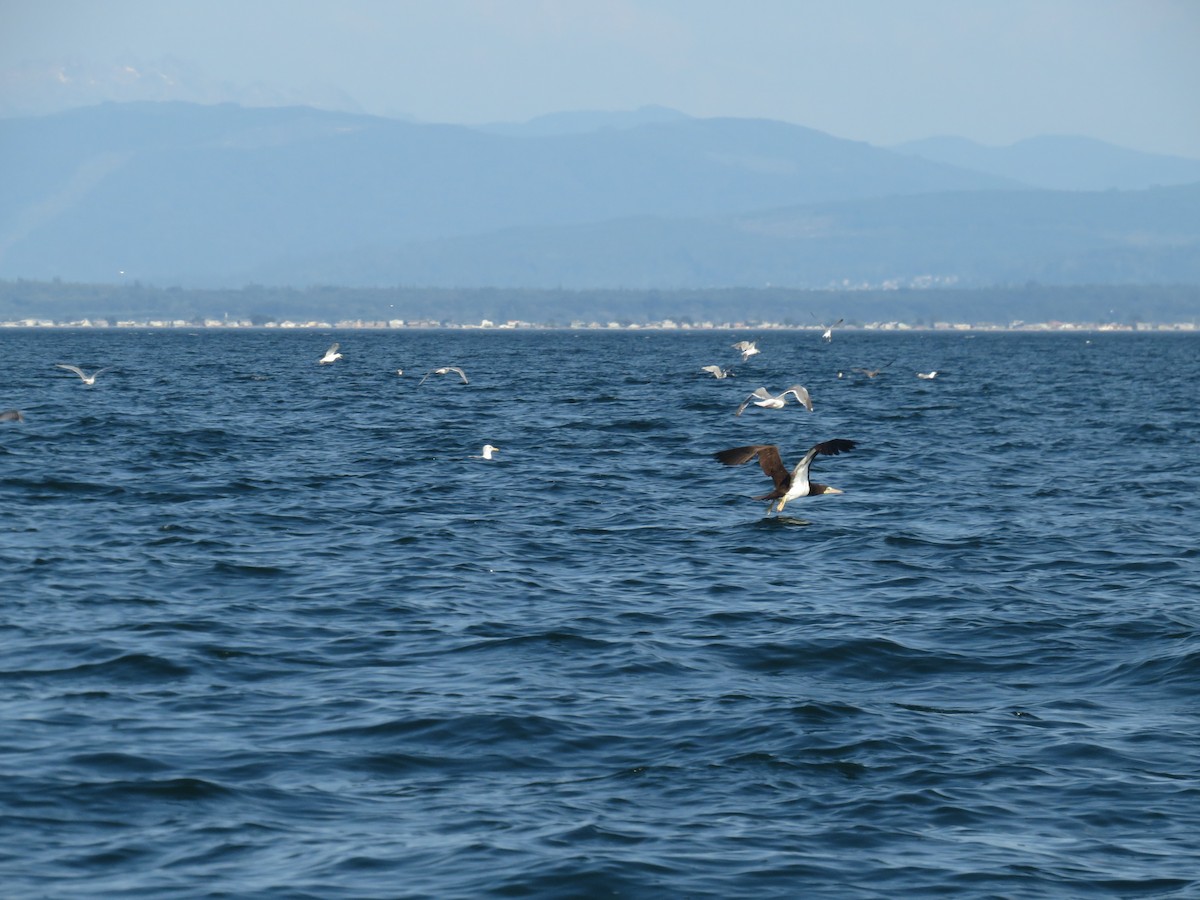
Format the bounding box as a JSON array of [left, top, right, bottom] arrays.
[[714, 439, 856, 513], [735, 385, 813, 416]]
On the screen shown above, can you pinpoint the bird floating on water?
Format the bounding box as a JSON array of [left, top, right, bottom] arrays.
[[700, 365, 733, 379], [0, 409, 23, 423], [714, 439, 856, 514], [916, 370, 938, 380], [821, 318, 844, 342], [318, 343, 342, 365], [418, 366, 469, 386], [735, 385, 813, 417], [473, 444, 499, 460], [731, 340, 760, 362], [55, 364, 109, 385]]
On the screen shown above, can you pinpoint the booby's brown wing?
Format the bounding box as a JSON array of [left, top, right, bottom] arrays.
[[811, 438, 855, 458], [714, 444, 790, 496]]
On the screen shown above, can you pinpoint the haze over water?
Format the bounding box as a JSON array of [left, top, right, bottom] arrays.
[[2, 328, 1197, 897]]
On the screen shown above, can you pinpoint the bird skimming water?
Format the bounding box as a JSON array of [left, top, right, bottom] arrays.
[[55, 364, 109, 385], [318, 343, 342, 365], [418, 366, 468, 386], [735, 385, 813, 417], [714, 439, 856, 514]]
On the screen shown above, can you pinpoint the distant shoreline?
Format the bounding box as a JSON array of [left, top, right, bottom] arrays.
[[2, 320, 1195, 333]]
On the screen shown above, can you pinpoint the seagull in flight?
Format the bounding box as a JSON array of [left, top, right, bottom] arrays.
[[55, 364, 109, 385], [821, 318, 844, 342], [735, 385, 813, 416], [731, 340, 760, 362], [418, 366, 468, 386], [714, 439, 856, 514], [318, 342, 342, 365], [700, 365, 733, 379]]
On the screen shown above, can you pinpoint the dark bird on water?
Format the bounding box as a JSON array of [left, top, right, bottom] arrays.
[[714, 439, 856, 514], [0, 409, 23, 423], [853, 360, 895, 379]]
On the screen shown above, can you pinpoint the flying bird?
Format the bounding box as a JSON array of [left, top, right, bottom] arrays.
[[318, 343, 342, 365], [0, 409, 23, 423], [714, 439, 856, 514], [854, 360, 896, 379], [916, 371, 938, 380], [418, 366, 469, 386], [731, 340, 760, 362], [821, 318, 844, 341], [700, 365, 733, 379], [55, 364, 109, 385], [735, 385, 813, 416]]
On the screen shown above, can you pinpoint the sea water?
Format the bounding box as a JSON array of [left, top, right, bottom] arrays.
[[1, 328, 1197, 897]]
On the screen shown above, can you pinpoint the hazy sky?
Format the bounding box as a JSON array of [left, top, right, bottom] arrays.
[[3, 0, 1199, 157]]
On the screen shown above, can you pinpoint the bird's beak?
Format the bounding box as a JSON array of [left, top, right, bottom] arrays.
[[825, 486, 843, 494]]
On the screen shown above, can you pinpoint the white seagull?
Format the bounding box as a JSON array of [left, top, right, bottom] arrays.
[[418, 366, 468, 386], [700, 365, 733, 379], [916, 371, 938, 380], [473, 444, 500, 460], [55, 364, 109, 385], [714, 439, 856, 514], [735, 385, 813, 417], [318, 343, 342, 365], [731, 340, 760, 362], [821, 318, 844, 342]]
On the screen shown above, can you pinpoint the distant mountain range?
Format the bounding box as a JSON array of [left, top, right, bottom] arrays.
[[1, 101, 1198, 289]]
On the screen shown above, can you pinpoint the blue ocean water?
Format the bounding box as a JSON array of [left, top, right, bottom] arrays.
[[1, 327, 1198, 898]]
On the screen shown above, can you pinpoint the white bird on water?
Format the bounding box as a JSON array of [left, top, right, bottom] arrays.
[[917, 370, 938, 380], [735, 385, 813, 417], [418, 366, 468, 386], [55, 364, 109, 385], [318, 343, 342, 365], [473, 444, 500, 460], [700, 365, 733, 379], [731, 340, 760, 362]]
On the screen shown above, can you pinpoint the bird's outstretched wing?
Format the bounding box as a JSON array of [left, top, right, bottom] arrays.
[[796, 438, 856, 473], [714, 444, 790, 495], [781, 385, 813, 412], [734, 387, 771, 416]]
